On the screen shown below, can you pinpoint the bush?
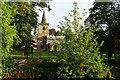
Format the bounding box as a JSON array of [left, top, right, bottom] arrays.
[[55, 2, 111, 78], [29, 60, 59, 78]]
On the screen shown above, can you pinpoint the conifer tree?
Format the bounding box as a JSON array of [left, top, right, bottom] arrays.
[[56, 2, 111, 78]]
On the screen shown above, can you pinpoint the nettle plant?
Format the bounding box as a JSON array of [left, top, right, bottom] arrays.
[[56, 2, 111, 78]]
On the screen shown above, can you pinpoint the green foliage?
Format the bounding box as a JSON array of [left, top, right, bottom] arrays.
[[10, 2, 37, 55], [56, 2, 111, 78], [2, 2, 52, 78], [55, 31, 64, 36], [28, 60, 59, 78], [2, 2, 18, 77], [86, 1, 120, 60], [0, 2, 2, 79], [11, 2, 52, 55]]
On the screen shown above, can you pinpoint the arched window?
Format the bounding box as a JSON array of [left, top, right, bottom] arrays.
[[43, 27, 45, 30]]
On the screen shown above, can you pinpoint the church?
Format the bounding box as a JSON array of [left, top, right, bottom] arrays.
[[34, 9, 64, 51]]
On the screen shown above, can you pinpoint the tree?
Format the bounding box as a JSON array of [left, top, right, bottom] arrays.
[[112, 3, 120, 58], [86, 1, 120, 60], [55, 2, 111, 78], [10, 2, 51, 55], [2, 2, 19, 77], [11, 2, 37, 55], [1, 1, 52, 77], [55, 31, 64, 36]]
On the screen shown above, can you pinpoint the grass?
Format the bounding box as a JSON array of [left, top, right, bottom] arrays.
[[11, 50, 57, 59], [29, 51, 55, 56], [9, 50, 120, 79], [11, 49, 120, 61], [12, 50, 24, 55]]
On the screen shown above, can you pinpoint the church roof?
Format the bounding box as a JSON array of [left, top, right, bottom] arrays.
[[41, 9, 46, 24]]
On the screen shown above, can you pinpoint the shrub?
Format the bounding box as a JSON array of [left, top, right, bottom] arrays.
[[55, 2, 111, 78]]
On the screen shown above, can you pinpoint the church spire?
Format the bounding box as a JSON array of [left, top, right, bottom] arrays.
[[41, 9, 46, 24]]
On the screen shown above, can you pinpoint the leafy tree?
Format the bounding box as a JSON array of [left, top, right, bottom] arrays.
[[113, 3, 120, 58], [56, 2, 111, 78], [55, 31, 64, 36], [2, 2, 18, 77], [12, 2, 36, 55], [86, 1, 120, 60], [10, 2, 51, 55], [0, 2, 2, 79], [1, 1, 52, 77]]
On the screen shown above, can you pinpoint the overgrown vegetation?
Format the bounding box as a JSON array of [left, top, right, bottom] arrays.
[[86, 1, 120, 60], [55, 2, 111, 78], [2, 1, 51, 78], [2, 2, 18, 76], [2, 1, 120, 79]]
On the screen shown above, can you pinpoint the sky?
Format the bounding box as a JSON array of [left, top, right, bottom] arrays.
[[33, 0, 95, 34]]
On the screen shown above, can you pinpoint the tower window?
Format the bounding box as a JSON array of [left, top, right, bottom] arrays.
[[43, 27, 45, 30]]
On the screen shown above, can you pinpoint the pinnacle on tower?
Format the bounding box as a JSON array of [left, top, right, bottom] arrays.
[[41, 9, 46, 24]]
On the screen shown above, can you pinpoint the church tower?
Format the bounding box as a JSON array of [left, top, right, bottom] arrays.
[[38, 9, 49, 37], [37, 9, 49, 51]]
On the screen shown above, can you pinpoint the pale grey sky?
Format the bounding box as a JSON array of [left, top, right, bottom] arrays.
[[34, 0, 95, 32]]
